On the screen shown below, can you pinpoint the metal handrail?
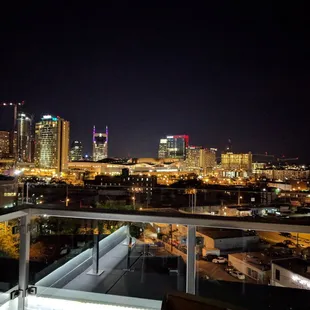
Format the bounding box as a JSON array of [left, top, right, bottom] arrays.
[[1, 204, 310, 233]]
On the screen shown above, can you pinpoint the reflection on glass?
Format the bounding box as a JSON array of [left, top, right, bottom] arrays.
[[0, 218, 20, 307], [195, 226, 310, 309], [29, 217, 186, 301]]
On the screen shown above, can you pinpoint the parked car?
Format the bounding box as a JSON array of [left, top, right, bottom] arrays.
[[202, 254, 218, 262], [297, 244, 306, 248], [179, 246, 187, 254], [225, 266, 235, 273], [212, 257, 227, 264], [259, 238, 269, 244], [273, 243, 288, 248], [280, 232, 292, 238], [229, 270, 245, 280], [155, 241, 164, 247], [283, 240, 295, 246], [171, 240, 179, 247]]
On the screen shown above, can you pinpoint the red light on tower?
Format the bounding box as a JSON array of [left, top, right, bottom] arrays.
[[173, 134, 189, 147]]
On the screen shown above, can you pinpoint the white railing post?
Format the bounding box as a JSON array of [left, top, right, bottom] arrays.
[[87, 220, 104, 276], [18, 214, 31, 310], [186, 225, 196, 294], [26, 183, 29, 204]]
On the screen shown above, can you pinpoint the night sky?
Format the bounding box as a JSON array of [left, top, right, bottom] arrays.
[[0, 2, 309, 161]]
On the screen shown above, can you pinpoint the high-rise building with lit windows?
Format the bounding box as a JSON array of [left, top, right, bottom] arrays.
[[17, 112, 32, 162], [34, 115, 70, 173], [158, 135, 189, 159], [158, 139, 168, 158], [185, 146, 217, 174], [93, 126, 108, 161], [221, 152, 252, 172], [0, 131, 10, 158], [185, 146, 202, 171], [70, 140, 83, 161]]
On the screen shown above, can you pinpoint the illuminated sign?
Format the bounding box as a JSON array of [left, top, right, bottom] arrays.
[[4, 192, 16, 197], [42, 115, 58, 121], [166, 136, 173, 138]]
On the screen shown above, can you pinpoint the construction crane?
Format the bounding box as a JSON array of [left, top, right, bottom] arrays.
[[1, 101, 25, 129], [252, 153, 275, 158], [277, 157, 299, 162]]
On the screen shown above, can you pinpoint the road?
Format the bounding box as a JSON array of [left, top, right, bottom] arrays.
[[258, 231, 310, 248]]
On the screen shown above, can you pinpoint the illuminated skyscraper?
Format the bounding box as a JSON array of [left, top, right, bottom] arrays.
[[93, 126, 108, 161], [9, 131, 17, 159], [185, 146, 202, 171], [70, 140, 83, 161], [158, 135, 189, 159], [0, 131, 10, 158], [201, 148, 217, 174], [185, 146, 217, 174], [35, 115, 70, 173], [158, 139, 168, 158], [17, 112, 32, 162]]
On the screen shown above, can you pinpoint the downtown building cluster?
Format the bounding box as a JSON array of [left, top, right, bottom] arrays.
[[157, 135, 217, 175], [0, 109, 307, 185], [0, 110, 108, 175]]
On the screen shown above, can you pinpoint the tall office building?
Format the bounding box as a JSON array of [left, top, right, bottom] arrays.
[[70, 140, 83, 161], [0, 131, 10, 158], [158, 138, 168, 158], [35, 115, 70, 173], [17, 112, 32, 162], [158, 135, 189, 159], [9, 131, 17, 159], [185, 146, 217, 174], [93, 126, 108, 161], [185, 146, 202, 170], [201, 148, 217, 174]]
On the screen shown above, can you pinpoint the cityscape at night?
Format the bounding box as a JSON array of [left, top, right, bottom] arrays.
[[0, 2, 310, 310]]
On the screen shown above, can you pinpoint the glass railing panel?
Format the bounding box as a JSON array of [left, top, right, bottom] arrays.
[[28, 215, 185, 307], [0, 216, 20, 309], [28, 215, 93, 288], [195, 226, 310, 310]]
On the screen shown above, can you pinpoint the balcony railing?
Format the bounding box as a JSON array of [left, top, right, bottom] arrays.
[[1, 204, 310, 310]]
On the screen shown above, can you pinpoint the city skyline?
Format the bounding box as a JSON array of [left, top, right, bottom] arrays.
[[0, 3, 309, 160], [0, 108, 305, 162]]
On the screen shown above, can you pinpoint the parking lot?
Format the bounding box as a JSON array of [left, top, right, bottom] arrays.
[[155, 238, 256, 284], [197, 259, 257, 284]]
